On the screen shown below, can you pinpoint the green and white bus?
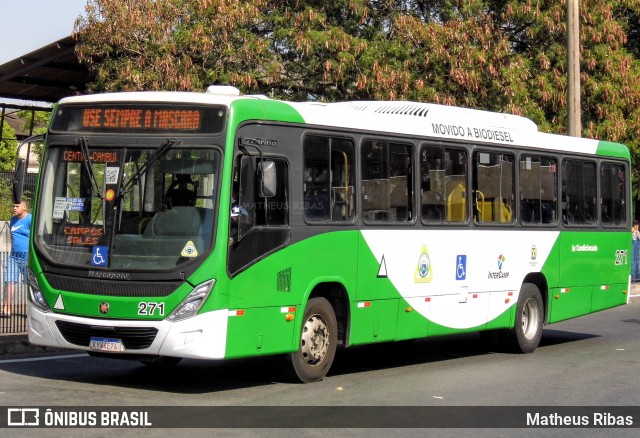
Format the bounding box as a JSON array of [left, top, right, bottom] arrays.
[[17, 86, 631, 382]]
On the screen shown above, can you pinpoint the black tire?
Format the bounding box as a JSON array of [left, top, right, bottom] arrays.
[[284, 297, 338, 383], [504, 283, 544, 353], [140, 356, 182, 368]]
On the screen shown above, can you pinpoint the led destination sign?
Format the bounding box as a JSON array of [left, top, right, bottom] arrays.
[[51, 104, 226, 134], [63, 150, 119, 163], [82, 108, 200, 130]]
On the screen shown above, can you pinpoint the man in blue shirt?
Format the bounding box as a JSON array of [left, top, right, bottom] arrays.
[[2, 201, 31, 317]]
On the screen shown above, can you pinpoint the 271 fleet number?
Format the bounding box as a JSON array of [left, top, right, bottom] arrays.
[[138, 302, 165, 316]]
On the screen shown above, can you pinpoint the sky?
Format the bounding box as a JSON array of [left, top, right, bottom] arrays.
[[0, 0, 88, 65]]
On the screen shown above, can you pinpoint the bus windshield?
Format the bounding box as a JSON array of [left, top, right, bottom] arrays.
[[34, 142, 220, 271]]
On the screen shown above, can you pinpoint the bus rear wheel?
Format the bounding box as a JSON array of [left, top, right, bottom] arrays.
[[285, 297, 338, 383], [506, 283, 544, 353]]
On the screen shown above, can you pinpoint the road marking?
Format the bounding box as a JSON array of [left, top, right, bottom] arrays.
[[0, 353, 87, 364]]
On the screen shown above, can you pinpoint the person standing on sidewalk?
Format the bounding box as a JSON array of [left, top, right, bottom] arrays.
[[2, 201, 31, 317], [632, 221, 640, 283]]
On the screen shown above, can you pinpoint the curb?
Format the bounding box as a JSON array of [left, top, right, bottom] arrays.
[[0, 334, 71, 358]]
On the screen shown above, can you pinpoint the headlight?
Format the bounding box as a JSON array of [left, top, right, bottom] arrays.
[[167, 279, 215, 322], [28, 269, 50, 312]]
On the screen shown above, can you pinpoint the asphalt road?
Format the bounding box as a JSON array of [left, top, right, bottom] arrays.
[[1, 297, 639, 437]]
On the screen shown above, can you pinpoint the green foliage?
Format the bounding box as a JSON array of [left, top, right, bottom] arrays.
[[17, 110, 50, 133], [1, 120, 17, 172], [0, 178, 32, 221], [0, 178, 13, 220], [17, 110, 50, 160], [74, 0, 640, 194]]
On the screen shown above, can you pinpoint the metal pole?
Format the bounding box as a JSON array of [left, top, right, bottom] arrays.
[[567, 0, 581, 137], [26, 110, 36, 171]]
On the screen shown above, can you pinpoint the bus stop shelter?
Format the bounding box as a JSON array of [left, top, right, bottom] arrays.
[[0, 36, 88, 103], [0, 35, 89, 335], [0, 35, 90, 142]]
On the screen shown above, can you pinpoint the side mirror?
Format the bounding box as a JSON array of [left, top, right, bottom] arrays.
[[12, 134, 44, 204], [259, 160, 277, 198], [12, 158, 26, 204]]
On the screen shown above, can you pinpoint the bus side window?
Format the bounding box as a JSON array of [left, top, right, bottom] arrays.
[[303, 136, 355, 222], [420, 145, 468, 223], [361, 140, 413, 223], [562, 159, 596, 226], [600, 162, 626, 226], [473, 151, 515, 225], [519, 156, 558, 225]]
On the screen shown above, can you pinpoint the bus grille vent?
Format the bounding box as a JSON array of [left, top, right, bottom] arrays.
[[374, 104, 430, 117], [345, 102, 430, 118], [55, 321, 158, 350], [46, 274, 181, 297], [277, 267, 291, 292]]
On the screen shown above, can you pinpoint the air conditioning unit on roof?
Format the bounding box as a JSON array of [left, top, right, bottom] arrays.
[[206, 85, 241, 96]]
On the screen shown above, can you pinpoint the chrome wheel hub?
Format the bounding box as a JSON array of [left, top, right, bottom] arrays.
[[300, 314, 330, 366], [522, 297, 540, 340]]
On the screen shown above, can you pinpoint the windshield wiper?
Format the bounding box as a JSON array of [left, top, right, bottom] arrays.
[[76, 137, 102, 199], [118, 138, 180, 200]]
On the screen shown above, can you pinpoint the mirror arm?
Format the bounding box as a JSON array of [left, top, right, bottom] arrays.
[[15, 134, 45, 157], [237, 138, 264, 163]]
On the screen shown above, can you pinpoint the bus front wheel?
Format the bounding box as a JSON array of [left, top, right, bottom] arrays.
[[285, 297, 338, 383], [506, 283, 544, 353]]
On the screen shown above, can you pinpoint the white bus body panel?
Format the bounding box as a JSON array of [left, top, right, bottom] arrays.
[[361, 230, 560, 329]]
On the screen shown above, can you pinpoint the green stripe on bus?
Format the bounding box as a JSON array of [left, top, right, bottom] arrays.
[[596, 140, 630, 159]]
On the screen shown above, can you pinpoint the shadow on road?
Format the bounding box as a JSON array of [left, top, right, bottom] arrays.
[[538, 328, 599, 347], [0, 327, 597, 395]]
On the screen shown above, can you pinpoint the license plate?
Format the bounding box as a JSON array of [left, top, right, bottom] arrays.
[[89, 337, 124, 352]]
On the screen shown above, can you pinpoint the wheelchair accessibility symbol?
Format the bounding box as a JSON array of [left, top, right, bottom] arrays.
[[91, 246, 108, 267], [456, 255, 467, 280]]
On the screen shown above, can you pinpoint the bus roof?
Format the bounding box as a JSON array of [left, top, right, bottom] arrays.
[[58, 89, 249, 106], [57, 88, 629, 160], [285, 100, 628, 159]]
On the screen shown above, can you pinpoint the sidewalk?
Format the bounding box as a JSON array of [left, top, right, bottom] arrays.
[[0, 333, 71, 358]]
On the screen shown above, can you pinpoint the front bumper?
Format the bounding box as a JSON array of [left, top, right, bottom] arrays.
[[27, 304, 229, 360]]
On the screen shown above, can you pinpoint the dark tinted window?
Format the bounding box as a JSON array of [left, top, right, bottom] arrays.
[[562, 160, 597, 225], [519, 156, 558, 225], [600, 162, 626, 226]]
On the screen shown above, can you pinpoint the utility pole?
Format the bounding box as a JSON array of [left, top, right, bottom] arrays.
[[567, 0, 581, 137]]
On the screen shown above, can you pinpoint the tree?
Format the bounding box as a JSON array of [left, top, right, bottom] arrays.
[[0, 119, 17, 172], [74, 0, 640, 172], [74, 0, 277, 93], [0, 178, 13, 220], [0, 120, 17, 220], [17, 110, 50, 160]]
